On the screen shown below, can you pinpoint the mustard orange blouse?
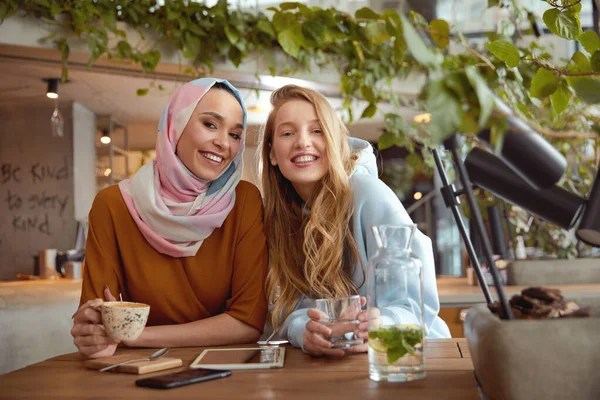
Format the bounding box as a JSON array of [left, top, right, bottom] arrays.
[[79, 181, 268, 332]]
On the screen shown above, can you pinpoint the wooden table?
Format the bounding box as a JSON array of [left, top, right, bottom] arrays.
[[0, 339, 479, 399]]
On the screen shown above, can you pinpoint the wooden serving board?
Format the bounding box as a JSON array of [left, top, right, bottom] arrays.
[[84, 354, 183, 374]]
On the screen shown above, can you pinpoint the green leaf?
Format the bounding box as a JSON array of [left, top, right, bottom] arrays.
[[225, 25, 239, 44], [406, 153, 422, 169], [459, 112, 480, 134], [166, 8, 179, 21], [185, 31, 202, 55], [272, 11, 295, 32], [228, 46, 242, 67], [116, 40, 132, 59], [485, 40, 520, 68], [101, 9, 117, 32], [279, 2, 308, 11], [530, 68, 559, 98], [570, 0, 583, 13], [382, 9, 402, 29], [49, 2, 61, 17], [429, 19, 450, 50], [378, 130, 399, 150], [591, 51, 600, 72], [303, 20, 325, 44], [400, 15, 443, 68], [516, 103, 535, 119], [465, 66, 494, 127], [355, 7, 380, 20], [58, 37, 69, 64], [567, 51, 592, 102], [488, 0, 500, 8], [136, 88, 149, 96], [387, 346, 408, 364], [365, 21, 391, 44], [578, 30, 600, 54], [409, 10, 428, 27], [426, 80, 463, 143], [256, 19, 276, 38], [568, 78, 600, 103], [568, 51, 592, 73], [353, 40, 365, 63], [361, 86, 376, 103], [542, 8, 581, 40], [550, 84, 571, 115], [277, 25, 303, 58], [361, 103, 377, 119], [141, 50, 161, 72]]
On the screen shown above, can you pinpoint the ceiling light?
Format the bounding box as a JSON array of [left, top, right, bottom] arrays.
[[413, 191, 423, 200], [100, 130, 111, 144], [413, 113, 431, 124], [46, 78, 59, 99]]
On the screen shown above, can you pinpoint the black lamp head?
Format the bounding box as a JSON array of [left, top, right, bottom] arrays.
[[485, 98, 568, 190], [465, 147, 585, 230], [576, 168, 600, 246]]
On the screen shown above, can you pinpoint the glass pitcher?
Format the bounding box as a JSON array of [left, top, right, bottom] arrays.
[[366, 224, 426, 382]]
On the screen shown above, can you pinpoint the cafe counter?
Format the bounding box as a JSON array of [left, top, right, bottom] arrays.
[[0, 279, 81, 374]]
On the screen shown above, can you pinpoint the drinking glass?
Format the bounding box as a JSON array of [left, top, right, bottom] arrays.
[[315, 295, 363, 349]]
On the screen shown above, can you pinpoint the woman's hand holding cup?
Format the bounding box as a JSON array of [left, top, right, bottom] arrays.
[[70, 286, 119, 358]]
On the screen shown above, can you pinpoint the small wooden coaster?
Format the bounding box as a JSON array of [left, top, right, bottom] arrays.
[[84, 354, 183, 374]]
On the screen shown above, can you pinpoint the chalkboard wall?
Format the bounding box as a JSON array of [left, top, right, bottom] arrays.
[[0, 102, 77, 281]]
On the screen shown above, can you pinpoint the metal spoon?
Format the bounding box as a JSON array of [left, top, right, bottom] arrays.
[[257, 330, 288, 347], [99, 347, 169, 372]]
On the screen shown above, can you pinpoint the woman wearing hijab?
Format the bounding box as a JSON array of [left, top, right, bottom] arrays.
[[70, 78, 268, 358]]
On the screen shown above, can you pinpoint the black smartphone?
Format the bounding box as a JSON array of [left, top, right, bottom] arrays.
[[135, 368, 231, 389]]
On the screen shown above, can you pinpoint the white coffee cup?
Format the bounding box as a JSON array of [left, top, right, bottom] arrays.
[[100, 301, 150, 341]]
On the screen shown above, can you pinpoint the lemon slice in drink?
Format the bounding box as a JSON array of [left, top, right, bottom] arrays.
[[369, 338, 387, 353], [399, 324, 423, 331]]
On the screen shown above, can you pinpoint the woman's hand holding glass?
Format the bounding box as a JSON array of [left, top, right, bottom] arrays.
[[303, 296, 379, 356]]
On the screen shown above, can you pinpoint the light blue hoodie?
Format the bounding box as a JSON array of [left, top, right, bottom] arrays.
[[275, 138, 451, 349]]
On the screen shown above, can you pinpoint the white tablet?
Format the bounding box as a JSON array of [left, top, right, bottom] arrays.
[[190, 347, 285, 370]]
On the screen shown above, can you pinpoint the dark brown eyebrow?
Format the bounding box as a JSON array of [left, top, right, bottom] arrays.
[[200, 112, 244, 130]]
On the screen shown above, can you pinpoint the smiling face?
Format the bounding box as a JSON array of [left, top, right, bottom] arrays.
[[176, 88, 244, 181], [269, 99, 329, 201]]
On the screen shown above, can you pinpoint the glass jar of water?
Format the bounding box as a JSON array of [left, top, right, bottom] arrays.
[[366, 224, 426, 382]]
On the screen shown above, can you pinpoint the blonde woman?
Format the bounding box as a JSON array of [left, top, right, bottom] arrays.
[[260, 85, 450, 357]]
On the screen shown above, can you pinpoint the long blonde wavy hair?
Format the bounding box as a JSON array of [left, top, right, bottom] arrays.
[[259, 85, 363, 330]]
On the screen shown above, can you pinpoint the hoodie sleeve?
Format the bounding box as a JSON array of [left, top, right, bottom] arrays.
[[351, 174, 451, 339], [277, 307, 311, 351]]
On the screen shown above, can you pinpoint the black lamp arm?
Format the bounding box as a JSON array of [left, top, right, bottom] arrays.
[[443, 136, 513, 320]]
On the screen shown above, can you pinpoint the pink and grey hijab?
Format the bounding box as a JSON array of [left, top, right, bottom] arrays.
[[118, 78, 246, 257]]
